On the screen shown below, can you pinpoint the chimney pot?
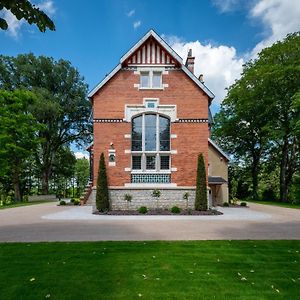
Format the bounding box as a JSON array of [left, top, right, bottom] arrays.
[[185, 49, 195, 74], [199, 74, 204, 83]]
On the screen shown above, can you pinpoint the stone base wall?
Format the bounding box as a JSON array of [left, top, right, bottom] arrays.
[[90, 187, 201, 211]]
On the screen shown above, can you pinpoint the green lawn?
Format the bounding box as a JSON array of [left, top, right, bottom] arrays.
[[247, 200, 300, 209], [0, 200, 54, 209], [1, 241, 300, 299]]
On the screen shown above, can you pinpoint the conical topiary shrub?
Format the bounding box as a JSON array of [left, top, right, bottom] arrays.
[[195, 153, 208, 211], [96, 153, 109, 212]]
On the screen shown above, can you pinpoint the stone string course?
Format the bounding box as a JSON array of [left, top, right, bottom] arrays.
[[90, 188, 196, 211]]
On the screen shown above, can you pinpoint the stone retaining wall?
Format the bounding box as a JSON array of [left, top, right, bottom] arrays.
[[90, 187, 199, 211]]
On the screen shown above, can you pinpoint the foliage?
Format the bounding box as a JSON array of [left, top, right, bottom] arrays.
[[0, 90, 41, 201], [138, 206, 148, 214], [74, 158, 90, 197], [195, 153, 207, 211], [96, 153, 109, 212], [73, 199, 80, 206], [261, 187, 277, 201], [213, 32, 300, 202], [59, 200, 66, 205], [124, 194, 132, 202], [223, 202, 229, 207], [240, 202, 247, 207], [152, 189, 161, 198], [183, 192, 190, 209], [0, 54, 91, 194], [171, 206, 181, 214], [0, 0, 55, 32]]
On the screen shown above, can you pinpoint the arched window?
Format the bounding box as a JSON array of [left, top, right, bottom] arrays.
[[131, 114, 170, 172]]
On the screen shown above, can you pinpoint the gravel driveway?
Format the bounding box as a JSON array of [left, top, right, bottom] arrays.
[[0, 202, 299, 242]]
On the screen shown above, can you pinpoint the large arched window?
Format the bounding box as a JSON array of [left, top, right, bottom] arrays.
[[131, 114, 170, 172]]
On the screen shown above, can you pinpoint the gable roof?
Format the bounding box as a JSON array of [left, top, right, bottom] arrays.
[[208, 138, 230, 161], [88, 29, 215, 99]]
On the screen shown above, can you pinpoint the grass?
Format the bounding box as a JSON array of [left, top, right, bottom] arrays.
[[0, 241, 300, 299], [0, 200, 53, 209], [247, 200, 300, 209]]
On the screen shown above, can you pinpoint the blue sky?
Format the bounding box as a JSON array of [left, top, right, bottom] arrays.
[[1, 0, 300, 157]]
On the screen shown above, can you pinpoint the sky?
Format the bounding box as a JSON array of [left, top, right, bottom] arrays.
[[1, 0, 300, 157]]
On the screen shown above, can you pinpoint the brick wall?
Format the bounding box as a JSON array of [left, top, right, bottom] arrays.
[[92, 69, 209, 187]]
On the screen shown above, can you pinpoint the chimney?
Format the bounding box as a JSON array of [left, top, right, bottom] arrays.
[[185, 49, 195, 74]]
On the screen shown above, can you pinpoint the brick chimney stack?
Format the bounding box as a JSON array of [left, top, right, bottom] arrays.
[[185, 49, 195, 74]]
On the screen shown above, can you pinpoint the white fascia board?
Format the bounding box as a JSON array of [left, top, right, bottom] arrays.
[[88, 64, 121, 98], [120, 29, 183, 64], [208, 138, 230, 161], [181, 65, 215, 99]]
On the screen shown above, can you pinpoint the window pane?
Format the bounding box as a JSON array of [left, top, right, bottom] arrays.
[[145, 114, 156, 151], [140, 72, 150, 88], [132, 156, 141, 170], [152, 72, 162, 88], [159, 116, 170, 151], [132, 116, 142, 151], [160, 156, 170, 170], [146, 155, 156, 169]]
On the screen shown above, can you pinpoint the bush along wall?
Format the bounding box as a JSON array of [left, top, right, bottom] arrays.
[[96, 153, 110, 212], [195, 153, 208, 211]]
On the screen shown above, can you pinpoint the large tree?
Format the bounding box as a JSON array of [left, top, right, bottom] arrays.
[[0, 0, 55, 32], [0, 90, 41, 201], [0, 54, 91, 194], [214, 32, 300, 202]]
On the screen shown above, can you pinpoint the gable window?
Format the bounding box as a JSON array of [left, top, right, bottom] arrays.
[[140, 70, 162, 89], [131, 114, 170, 174]]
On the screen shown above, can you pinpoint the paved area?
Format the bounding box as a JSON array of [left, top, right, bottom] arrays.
[[0, 202, 300, 242]]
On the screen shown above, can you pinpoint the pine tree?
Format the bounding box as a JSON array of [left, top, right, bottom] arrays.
[[195, 153, 208, 211], [96, 153, 109, 212]]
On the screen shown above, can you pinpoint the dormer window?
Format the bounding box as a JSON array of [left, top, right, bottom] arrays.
[[140, 70, 162, 89]]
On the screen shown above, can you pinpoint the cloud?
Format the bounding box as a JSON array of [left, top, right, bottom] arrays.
[[250, 0, 300, 56], [212, 0, 242, 12], [133, 20, 141, 29], [74, 152, 89, 160], [0, 0, 55, 39], [127, 9, 135, 17], [165, 36, 244, 106]]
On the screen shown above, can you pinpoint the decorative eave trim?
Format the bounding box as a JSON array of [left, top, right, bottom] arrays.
[[93, 118, 125, 123], [120, 29, 183, 65], [175, 118, 208, 123], [208, 138, 230, 161], [181, 65, 214, 99], [88, 64, 121, 98]]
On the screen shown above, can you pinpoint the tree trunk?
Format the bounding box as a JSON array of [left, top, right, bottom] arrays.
[[280, 140, 289, 202], [12, 171, 21, 202], [41, 167, 51, 194], [251, 161, 259, 200]]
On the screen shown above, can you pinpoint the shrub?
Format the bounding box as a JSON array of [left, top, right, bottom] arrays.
[[124, 194, 132, 202], [73, 199, 80, 205], [262, 187, 277, 201], [70, 198, 75, 203], [223, 202, 229, 207], [171, 206, 181, 214], [183, 192, 190, 209], [240, 202, 247, 207], [152, 189, 161, 198], [96, 153, 110, 212], [195, 153, 207, 211], [138, 206, 148, 214], [60, 200, 66, 205]]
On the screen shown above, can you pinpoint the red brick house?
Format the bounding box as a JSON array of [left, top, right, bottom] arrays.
[[88, 29, 228, 210]]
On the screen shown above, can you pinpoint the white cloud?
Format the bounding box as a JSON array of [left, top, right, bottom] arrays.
[[74, 152, 89, 160], [0, 0, 55, 39], [250, 0, 300, 56], [166, 36, 244, 106], [212, 0, 241, 12], [127, 9, 135, 17], [133, 20, 141, 29]]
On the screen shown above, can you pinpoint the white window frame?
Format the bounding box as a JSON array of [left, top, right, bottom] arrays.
[[131, 113, 171, 174], [139, 70, 163, 89]]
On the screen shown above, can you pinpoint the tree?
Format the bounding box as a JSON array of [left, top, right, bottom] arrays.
[[74, 158, 90, 197], [96, 153, 109, 212], [0, 54, 92, 194], [195, 153, 207, 211], [0, 0, 55, 32], [214, 32, 300, 202], [0, 90, 41, 201]]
